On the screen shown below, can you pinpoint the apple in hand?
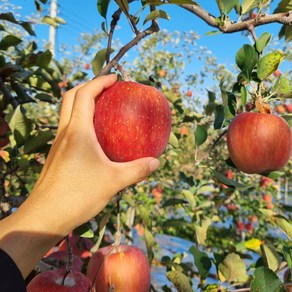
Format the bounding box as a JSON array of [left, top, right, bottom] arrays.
[[27, 269, 92, 291], [227, 112, 292, 174], [87, 244, 151, 292], [94, 81, 172, 162]]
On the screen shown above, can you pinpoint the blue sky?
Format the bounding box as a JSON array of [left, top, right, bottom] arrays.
[[6, 0, 289, 80]]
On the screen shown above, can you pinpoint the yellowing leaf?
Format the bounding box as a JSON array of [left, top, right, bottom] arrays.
[[0, 150, 10, 162], [245, 238, 263, 252]]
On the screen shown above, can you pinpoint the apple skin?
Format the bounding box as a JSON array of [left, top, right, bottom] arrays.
[[94, 81, 172, 162], [87, 244, 151, 292], [227, 112, 292, 174], [27, 269, 92, 292]]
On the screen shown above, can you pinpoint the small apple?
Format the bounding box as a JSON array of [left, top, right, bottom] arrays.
[[27, 269, 92, 291], [87, 244, 150, 292], [94, 81, 172, 162], [245, 102, 254, 112], [179, 126, 188, 136], [262, 194, 273, 204], [276, 104, 286, 114], [273, 69, 281, 77], [237, 222, 245, 233], [260, 176, 274, 188], [245, 222, 253, 234], [285, 104, 292, 113], [226, 203, 238, 212], [251, 12, 257, 19], [84, 63, 90, 70], [227, 112, 292, 174], [186, 90, 192, 97], [158, 69, 166, 78]]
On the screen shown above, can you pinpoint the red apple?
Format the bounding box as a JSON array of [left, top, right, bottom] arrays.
[[27, 269, 92, 291], [276, 104, 286, 114], [186, 90, 192, 97], [273, 69, 281, 77], [84, 63, 90, 70], [227, 112, 292, 174], [87, 244, 150, 292], [158, 69, 166, 78], [94, 81, 172, 162], [285, 104, 292, 113]]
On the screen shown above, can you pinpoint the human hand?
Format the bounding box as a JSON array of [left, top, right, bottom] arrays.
[[0, 75, 160, 277], [29, 74, 160, 232]]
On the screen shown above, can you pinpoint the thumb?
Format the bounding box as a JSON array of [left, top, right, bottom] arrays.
[[114, 158, 160, 189]]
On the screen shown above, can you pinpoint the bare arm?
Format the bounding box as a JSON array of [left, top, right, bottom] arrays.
[[0, 74, 160, 278]]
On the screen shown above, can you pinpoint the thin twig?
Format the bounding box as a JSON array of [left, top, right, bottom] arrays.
[[0, 77, 18, 108], [180, 4, 292, 33], [98, 20, 159, 76]]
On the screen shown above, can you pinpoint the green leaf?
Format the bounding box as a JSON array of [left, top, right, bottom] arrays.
[[216, 0, 239, 15], [240, 85, 247, 108], [24, 129, 54, 154], [97, 0, 111, 18], [261, 244, 281, 272], [255, 32, 271, 54], [146, 0, 198, 5], [218, 253, 249, 283], [144, 227, 155, 263], [41, 16, 58, 27], [279, 24, 292, 43], [274, 0, 292, 13], [91, 208, 113, 253], [182, 189, 196, 209], [189, 245, 212, 278], [220, 86, 237, 120], [272, 214, 292, 240], [36, 50, 52, 68], [0, 35, 22, 50], [235, 44, 258, 81], [250, 267, 286, 292], [143, 10, 170, 25], [166, 271, 193, 292], [274, 76, 291, 95], [162, 198, 188, 208], [257, 51, 284, 81], [194, 218, 212, 245], [73, 223, 94, 238], [241, 0, 260, 15], [212, 169, 251, 190], [34, 93, 52, 102], [195, 125, 207, 146], [283, 246, 292, 271], [169, 132, 178, 148], [91, 48, 114, 76], [20, 22, 36, 36], [214, 104, 225, 129], [54, 16, 66, 24], [0, 12, 18, 24], [138, 205, 152, 229], [115, 0, 129, 17], [8, 106, 34, 146]]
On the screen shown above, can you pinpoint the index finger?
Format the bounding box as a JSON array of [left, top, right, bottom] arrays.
[[69, 74, 117, 127]]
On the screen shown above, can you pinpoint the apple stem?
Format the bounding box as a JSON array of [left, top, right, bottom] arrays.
[[61, 270, 70, 286], [114, 191, 123, 247], [114, 63, 132, 82], [65, 235, 73, 273]]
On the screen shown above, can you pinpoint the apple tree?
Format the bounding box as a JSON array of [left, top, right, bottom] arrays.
[[1, 0, 292, 291]]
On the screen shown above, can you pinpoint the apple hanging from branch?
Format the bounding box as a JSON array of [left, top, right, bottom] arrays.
[[94, 81, 172, 162], [87, 244, 151, 292], [27, 269, 92, 291], [227, 112, 292, 174]]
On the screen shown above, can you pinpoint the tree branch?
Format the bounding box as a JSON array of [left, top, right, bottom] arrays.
[[0, 77, 18, 109], [180, 4, 292, 34], [98, 22, 159, 76]]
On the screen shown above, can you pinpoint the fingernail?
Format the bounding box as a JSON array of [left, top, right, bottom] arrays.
[[149, 159, 160, 173]]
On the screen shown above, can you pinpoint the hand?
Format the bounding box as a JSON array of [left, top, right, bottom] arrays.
[[0, 74, 160, 277]]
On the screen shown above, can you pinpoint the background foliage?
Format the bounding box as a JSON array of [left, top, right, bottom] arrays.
[[1, 0, 292, 291]]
